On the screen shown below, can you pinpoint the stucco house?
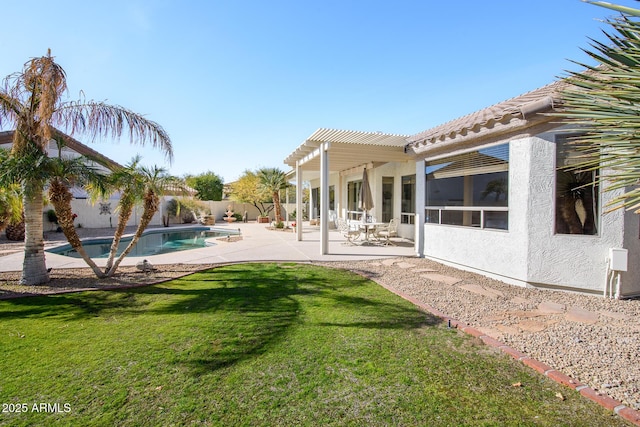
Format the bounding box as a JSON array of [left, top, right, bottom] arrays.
[[285, 80, 640, 298]]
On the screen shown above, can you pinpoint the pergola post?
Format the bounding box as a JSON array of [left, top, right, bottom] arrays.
[[296, 161, 303, 241], [415, 158, 425, 257], [320, 142, 330, 255]]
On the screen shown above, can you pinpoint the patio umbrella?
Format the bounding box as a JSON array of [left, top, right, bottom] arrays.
[[358, 168, 374, 220]]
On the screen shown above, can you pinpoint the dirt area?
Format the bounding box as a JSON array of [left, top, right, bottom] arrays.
[[0, 226, 217, 298]]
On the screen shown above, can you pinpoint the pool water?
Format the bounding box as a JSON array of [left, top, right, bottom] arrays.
[[46, 227, 240, 258]]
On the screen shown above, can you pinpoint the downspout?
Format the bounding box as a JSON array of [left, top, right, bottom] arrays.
[[518, 96, 555, 119], [415, 159, 426, 257]]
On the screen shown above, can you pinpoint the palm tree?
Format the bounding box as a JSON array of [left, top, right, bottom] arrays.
[[258, 168, 288, 223], [47, 155, 109, 278], [0, 141, 55, 281], [104, 164, 185, 277], [94, 156, 145, 273], [559, 2, 640, 213], [0, 150, 22, 234], [0, 184, 22, 236], [0, 50, 172, 285], [0, 185, 22, 234]]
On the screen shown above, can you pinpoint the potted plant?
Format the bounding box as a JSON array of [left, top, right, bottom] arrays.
[[258, 215, 270, 224]]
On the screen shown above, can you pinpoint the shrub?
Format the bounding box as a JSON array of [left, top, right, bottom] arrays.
[[46, 209, 58, 224]]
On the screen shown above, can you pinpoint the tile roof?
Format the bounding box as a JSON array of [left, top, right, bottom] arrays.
[[407, 80, 567, 150], [0, 129, 121, 170]]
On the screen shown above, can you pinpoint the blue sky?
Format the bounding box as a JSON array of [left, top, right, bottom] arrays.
[[1, 0, 638, 182]]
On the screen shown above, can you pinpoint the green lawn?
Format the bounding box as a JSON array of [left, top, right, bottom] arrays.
[[0, 263, 625, 426]]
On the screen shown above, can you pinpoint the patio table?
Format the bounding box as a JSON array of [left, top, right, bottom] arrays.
[[358, 222, 385, 244]]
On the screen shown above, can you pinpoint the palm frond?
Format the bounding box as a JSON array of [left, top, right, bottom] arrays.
[[54, 101, 173, 162], [585, 1, 640, 17], [555, 5, 640, 212]]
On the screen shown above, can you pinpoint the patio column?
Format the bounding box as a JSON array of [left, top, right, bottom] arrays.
[[320, 142, 330, 255], [415, 159, 425, 257], [296, 160, 303, 241]]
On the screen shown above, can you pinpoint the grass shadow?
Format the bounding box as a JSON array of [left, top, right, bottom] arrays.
[[0, 263, 441, 378]]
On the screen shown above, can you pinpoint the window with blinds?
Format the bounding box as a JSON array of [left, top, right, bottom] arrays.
[[426, 144, 509, 179], [425, 143, 509, 230]]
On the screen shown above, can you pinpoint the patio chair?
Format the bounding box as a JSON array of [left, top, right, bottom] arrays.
[[336, 218, 361, 245], [374, 218, 399, 246]]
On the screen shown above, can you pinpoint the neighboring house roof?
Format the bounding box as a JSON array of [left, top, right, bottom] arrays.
[[0, 130, 122, 170], [284, 128, 412, 174], [407, 80, 567, 157]]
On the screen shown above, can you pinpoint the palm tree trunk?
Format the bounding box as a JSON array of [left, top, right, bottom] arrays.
[[48, 179, 106, 278], [20, 183, 49, 285], [104, 200, 134, 272], [273, 192, 281, 223], [106, 191, 159, 277]]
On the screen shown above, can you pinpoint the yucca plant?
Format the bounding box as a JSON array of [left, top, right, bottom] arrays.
[[559, 1, 640, 213]]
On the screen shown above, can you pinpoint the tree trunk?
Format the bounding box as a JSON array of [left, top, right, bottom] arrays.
[[273, 192, 282, 223], [20, 184, 49, 285], [49, 179, 106, 278], [106, 191, 159, 277], [104, 200, 134, 272]]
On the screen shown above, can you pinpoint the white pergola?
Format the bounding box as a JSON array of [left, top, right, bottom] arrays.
[[284, 128, 412, 255]]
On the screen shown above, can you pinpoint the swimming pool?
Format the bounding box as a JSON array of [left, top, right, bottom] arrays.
[[46, 227, 240, 258]]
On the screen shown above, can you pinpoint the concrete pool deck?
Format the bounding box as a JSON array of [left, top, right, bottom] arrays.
[[0, 221, 416, 272]]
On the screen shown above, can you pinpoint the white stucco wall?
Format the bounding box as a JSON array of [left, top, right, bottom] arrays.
[[623, 209, 640, 297], [422, 139, 530, 285], [421, 131, 640, 296], [523, 134, 626, 294], [52, 199, 164, 230]]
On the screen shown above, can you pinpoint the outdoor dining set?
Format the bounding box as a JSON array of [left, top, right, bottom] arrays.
[[335, 217, 399, 246]]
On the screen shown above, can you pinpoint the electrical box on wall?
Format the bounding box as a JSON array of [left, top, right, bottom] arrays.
[[609, 248, 628, 272]]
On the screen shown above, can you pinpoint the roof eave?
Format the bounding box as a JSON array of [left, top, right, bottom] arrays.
[[407, 113, 560, 158]]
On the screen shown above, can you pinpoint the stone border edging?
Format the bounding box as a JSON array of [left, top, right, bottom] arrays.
[[375, 280, 640, 426]]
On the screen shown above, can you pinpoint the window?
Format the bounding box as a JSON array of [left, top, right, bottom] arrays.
[[329, 185, 335, 210], [401, 175, 415, 224], [382, 177, 394, 222], [555, 134, 598, 235], [310, 186, 335, 216], [311, 187, 319, 218], [425, 143, 509, 230], [347, 180, 362, 213]]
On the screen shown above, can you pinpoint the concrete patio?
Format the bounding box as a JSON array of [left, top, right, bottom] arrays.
[[0, 221, 416, 272]]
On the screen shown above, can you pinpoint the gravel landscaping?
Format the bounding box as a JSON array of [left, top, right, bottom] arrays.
[[320, 258, 640, 412]]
